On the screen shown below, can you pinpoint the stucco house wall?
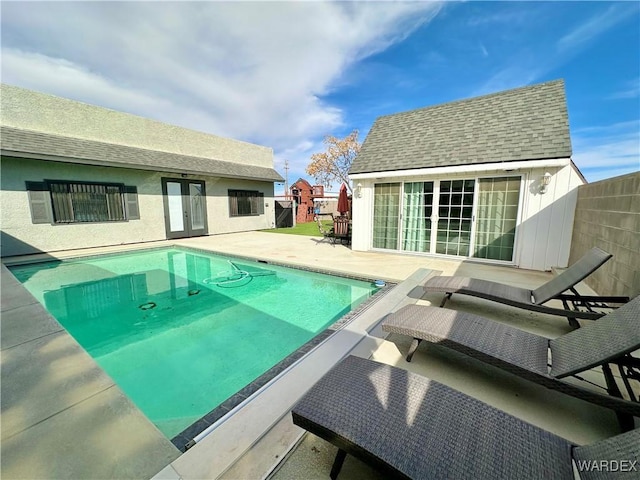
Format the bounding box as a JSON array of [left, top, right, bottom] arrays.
[[1, 157, 276, 256], [2, 158, 165, 255], [1, 84, 273, 168], [205, 177, 276, 233], [0, 84, 282, 257]]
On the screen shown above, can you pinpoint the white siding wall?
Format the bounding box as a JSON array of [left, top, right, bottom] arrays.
[[515, 163, 583, 270], [1, 157, 275, 257], [350, 160, 584, 271], [351, 179, 375, 251]]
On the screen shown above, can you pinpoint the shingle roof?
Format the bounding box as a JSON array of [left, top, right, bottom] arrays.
[[350, 79, 572, 175], [0, 126, 284, 182]]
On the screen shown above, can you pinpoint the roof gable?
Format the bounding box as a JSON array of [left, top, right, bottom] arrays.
[[291, 178, 312, 189], [350, 80, 572, 175]]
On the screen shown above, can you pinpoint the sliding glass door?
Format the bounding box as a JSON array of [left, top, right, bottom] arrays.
[[435, 180, 475, 256], [372, 183, 400, 249], [371, 176, 521, 262], [402, 181, 433, 253], [474, 177, 521, 261]]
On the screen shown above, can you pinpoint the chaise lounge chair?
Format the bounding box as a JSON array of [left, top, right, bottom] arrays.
[[292, 355, 640, 480], [424, 247, 628, 328], [381, 296, 640, 430]]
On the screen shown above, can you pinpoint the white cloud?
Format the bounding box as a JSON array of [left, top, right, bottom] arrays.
[[557, 3, 638, 52], [1, 1, 442, 180], [582, 165, 639, 183], [572, 121, 640, 182], [470, 3, 638, 98], [465, 9, 530, 27], [608, 78, 640, 100], [471, 63, 543, 97]]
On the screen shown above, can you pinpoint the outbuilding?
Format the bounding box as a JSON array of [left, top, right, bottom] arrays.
[[349, 79, 585, 271]]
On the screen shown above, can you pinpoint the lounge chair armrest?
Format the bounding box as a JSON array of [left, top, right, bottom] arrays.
[[555, 294, 630, 304], [555, 294, 630, 314]]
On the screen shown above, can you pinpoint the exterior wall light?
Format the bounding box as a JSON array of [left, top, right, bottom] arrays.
[[540, 172, 552, 194], [356, 183, 362, 198]]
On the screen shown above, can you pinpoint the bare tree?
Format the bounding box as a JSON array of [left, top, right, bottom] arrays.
[[306, 130, 360, 193]]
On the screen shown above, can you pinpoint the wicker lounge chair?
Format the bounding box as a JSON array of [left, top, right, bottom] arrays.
[[292, 355, 640, 480], [382, 296, 640, 430], [424, 247, 628, 328]]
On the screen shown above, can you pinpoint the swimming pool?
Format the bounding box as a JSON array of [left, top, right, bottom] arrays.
[[9, 247, 380, 443]]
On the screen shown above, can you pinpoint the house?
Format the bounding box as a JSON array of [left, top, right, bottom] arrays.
[[0, 84, 284, 257], [349, 79, 585, 271], [290, 179, 324, 223]]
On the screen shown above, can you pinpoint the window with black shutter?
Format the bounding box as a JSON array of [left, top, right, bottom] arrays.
[[25, 180, 140, 224], [228, 190, 264, 217]]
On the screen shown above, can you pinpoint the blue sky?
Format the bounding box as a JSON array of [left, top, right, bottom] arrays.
[[2, 2, 638, 195]]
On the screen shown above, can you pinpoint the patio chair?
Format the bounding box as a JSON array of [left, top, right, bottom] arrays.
[[382, 296, 640, 430], [316, 214, 335, 243], [332, 216, 350, 245], [292, 355, 640, 480], [424, 247, 628, 328]]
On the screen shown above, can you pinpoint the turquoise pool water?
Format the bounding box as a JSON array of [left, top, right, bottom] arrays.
[[10, 247, 377, 438]]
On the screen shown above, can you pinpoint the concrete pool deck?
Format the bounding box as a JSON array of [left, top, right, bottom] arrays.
[[1, 231, 632, 479]]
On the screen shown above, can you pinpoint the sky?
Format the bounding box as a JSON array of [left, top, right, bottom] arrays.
[[1, 1, 639, 196]]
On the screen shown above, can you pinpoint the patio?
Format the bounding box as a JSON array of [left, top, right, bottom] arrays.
[[173, 232, 628, 479], [1, 231, 630, 479]]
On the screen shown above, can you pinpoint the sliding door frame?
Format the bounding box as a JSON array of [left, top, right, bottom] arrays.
[[371, 174, 525, 263]]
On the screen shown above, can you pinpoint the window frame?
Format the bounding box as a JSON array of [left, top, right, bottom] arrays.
[[45, 180, 127, 225], [25, 179, 140, 225], [228, 189, 264, 217]]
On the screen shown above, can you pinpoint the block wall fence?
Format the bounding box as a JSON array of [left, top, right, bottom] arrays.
[[569, 171, 640, 297]]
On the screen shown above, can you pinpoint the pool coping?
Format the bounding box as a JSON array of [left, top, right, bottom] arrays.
[[0, 262, 182, 479]]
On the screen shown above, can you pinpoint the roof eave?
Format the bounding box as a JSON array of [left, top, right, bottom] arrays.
[[1, 150, 284, 183], [350, 157, 572, 179]]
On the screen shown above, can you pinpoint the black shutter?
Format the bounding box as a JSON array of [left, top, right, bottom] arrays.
[[124, 185, 140, 220], [25, 181, 53, 224]]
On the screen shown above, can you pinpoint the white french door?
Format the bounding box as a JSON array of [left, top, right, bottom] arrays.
[[161, 178, 208, 239], [372, 176, 522, 261]]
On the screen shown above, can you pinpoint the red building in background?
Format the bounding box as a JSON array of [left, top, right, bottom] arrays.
[[290, 178, 325, 223]]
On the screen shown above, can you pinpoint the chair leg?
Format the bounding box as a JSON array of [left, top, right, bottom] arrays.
[[440, 293, 452, 308], [602, 363, 635, 431], [330, 449, 347, 480], [407, 338, 422, 362], [567, 316, 581, 329]]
